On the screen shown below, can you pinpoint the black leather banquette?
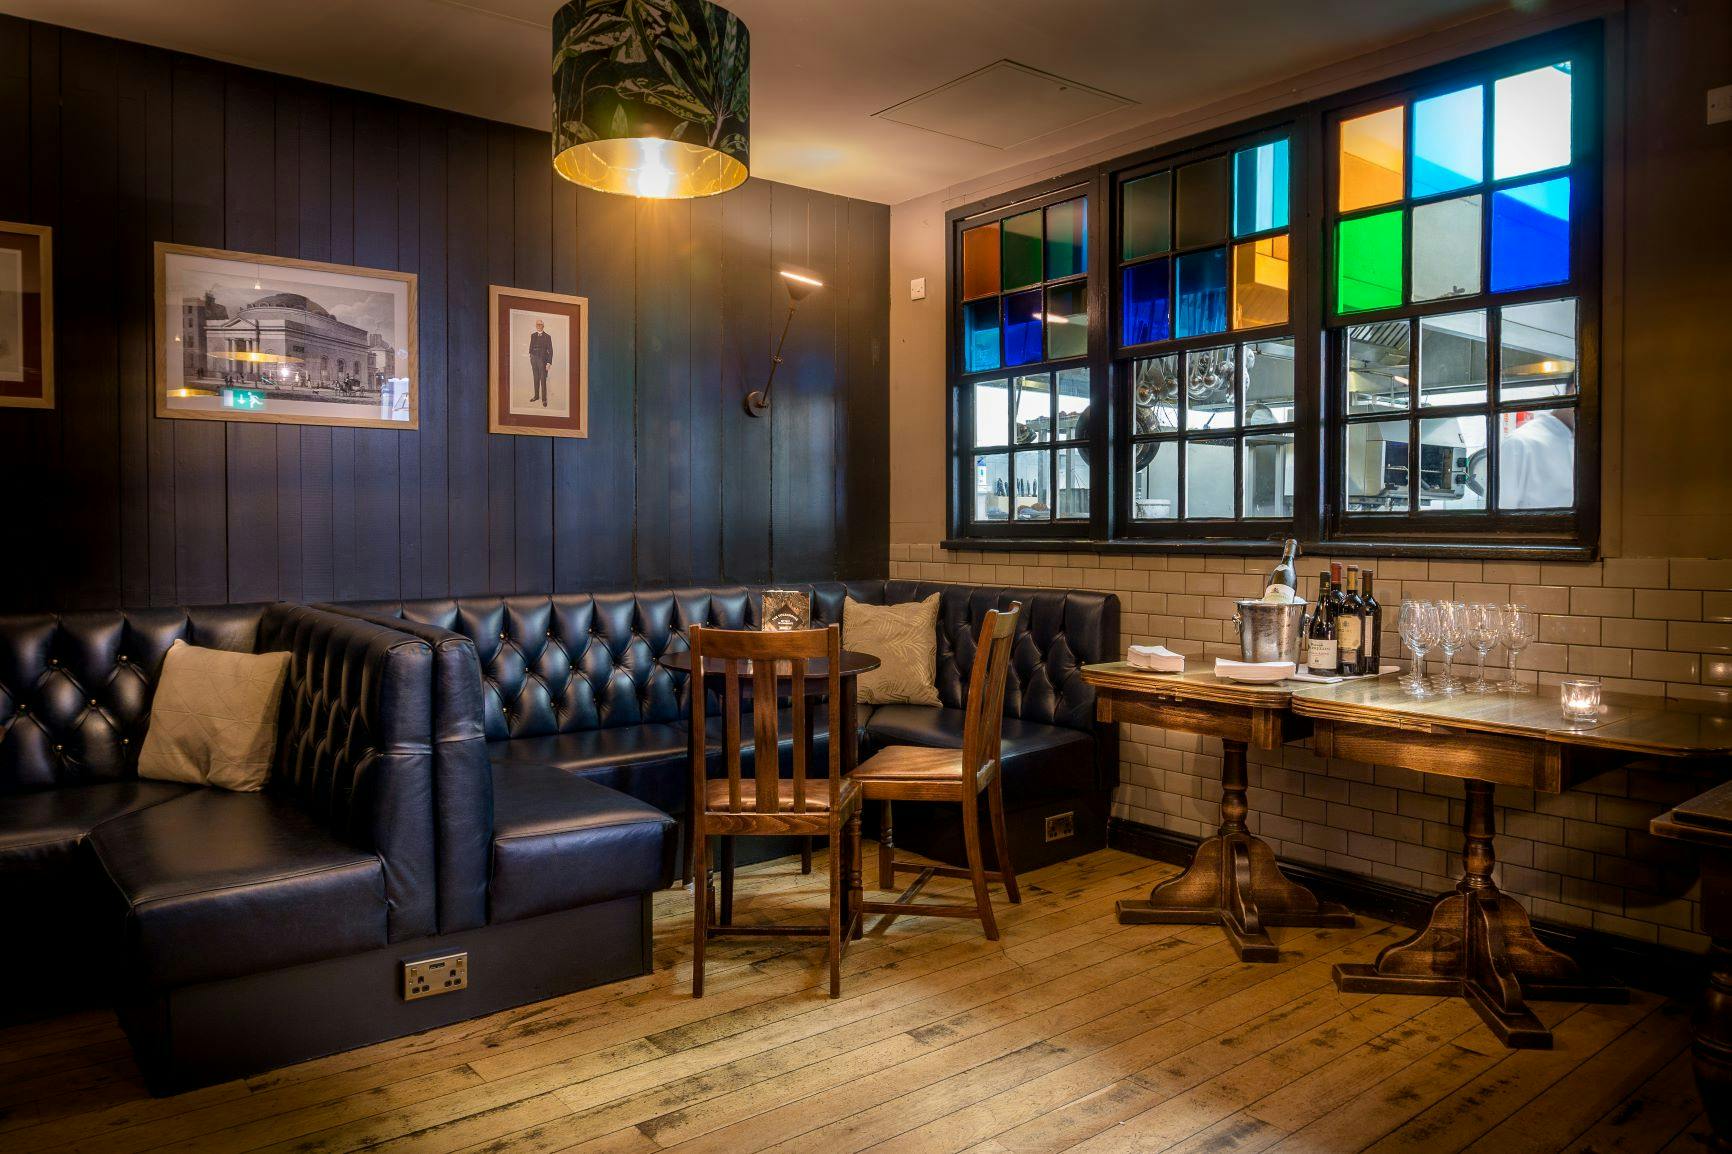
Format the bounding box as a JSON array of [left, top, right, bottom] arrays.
[[334, 579, 1119, 870], [0, 602, 671, 1091]]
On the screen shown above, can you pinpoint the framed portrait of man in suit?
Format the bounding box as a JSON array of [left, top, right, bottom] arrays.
[[0, 220, 53, 410], [489, 286, 588, 438]]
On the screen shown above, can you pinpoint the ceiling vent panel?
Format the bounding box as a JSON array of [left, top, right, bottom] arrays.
[[873, 60, 1133, 150]]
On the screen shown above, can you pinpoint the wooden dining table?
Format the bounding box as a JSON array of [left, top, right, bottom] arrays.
[[1082, 661, 1732, 1050]]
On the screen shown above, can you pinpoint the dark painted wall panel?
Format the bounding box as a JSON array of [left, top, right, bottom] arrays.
[[0, 19, 886, 611]]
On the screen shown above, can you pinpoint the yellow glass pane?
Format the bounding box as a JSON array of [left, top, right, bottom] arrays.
[[1232, 234, 1289, 329], [1339, 106, 1405, 212], [961, 223, 1000, 301]]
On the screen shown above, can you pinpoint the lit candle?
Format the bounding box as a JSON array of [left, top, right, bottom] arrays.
[[1560, 678, 1601, 723]]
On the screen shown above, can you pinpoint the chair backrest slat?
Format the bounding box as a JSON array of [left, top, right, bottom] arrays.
[[689, 623, 843, 819], [961, 605, 1021, 787]]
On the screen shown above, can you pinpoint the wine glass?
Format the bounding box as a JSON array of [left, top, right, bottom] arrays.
[[1398, 601, 1438, 698], [1466, 603, 1504, 693], [1434, 601, 1469, 696], [1499, 604, 1538, 693]]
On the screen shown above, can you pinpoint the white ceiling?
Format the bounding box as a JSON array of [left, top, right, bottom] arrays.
[[3, 0, 1504, 204]]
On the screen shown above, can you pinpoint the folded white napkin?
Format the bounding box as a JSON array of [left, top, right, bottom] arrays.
[[1214, 658, 1296, 682], [1126, 644, 1184, 673]]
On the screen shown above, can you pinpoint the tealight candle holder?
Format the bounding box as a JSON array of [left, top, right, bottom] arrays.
[[1560, 678, 1601, 723]]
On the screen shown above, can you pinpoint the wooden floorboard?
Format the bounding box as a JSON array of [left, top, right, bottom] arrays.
[[0, 846, 1707, 1154]]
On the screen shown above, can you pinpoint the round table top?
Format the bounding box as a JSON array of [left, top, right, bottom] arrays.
[[657, 648, 880, 680]]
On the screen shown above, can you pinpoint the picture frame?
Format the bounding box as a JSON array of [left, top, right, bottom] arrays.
[[0, 220, 53, 410], [489, 285, 589, 438], [155, 242, 417, 429]]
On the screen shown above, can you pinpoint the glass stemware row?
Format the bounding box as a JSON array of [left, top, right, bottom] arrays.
[[1396, 601, 1537, 698]]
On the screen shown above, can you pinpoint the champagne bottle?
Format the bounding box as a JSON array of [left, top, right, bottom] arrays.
[[1361, 571, 1382, 673], [1307, 571, 1338, 675], [1264, 537, 1300, 602], [1338, 565, 1364, 675]]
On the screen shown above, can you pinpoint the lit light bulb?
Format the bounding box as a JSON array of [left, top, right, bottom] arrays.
[[634, 138, 673, 199]]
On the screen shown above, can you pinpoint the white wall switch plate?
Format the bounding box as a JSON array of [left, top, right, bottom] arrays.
[[910, 277, 927, 301], [1710, 84, 1732, 125]]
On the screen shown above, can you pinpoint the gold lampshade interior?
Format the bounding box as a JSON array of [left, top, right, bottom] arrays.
[[554, 136, 747, 199]]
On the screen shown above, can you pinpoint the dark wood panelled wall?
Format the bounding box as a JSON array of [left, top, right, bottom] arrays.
[[0, 17, 890, 610]]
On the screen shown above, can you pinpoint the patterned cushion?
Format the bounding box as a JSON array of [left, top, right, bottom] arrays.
[[137, 641, 290, 792], [845, 595, 941, 707]]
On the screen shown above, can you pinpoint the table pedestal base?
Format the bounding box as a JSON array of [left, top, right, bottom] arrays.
[[1333, 779, 1625, 1049], [1117, 738, 1354, 961]]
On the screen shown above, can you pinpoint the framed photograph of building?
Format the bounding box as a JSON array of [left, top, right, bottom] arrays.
[[489, 285, 587, 438], [0, 220, 53, 410], [155, 242, 416, 429]]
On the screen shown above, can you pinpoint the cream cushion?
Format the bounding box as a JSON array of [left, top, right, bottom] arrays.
[[137, 640, 291, 792], [845, 594, 942, 707]]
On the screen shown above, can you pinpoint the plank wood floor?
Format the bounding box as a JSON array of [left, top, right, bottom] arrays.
[[0, 847, 1712, 1154]]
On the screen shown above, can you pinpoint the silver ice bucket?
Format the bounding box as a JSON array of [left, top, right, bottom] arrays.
[[1230, 599, 1309, 663]]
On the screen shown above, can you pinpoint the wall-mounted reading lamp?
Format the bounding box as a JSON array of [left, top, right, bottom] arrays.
[[745, 269, 824, 417]]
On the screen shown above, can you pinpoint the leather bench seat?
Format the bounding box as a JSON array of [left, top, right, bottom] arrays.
[[864, 705, 1095, 805], [89, 790, 389, 989], [0, 780, 193, 879], [488, 764, 674, 924]]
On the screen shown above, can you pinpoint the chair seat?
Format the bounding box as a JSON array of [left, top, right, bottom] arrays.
[[849, 745, 966, 782], [703, 775, 859, 814]]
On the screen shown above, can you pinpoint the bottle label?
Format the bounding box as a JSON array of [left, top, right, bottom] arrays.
[[1263, 583, 1296, 602], [1307, 639, 1338, 674]]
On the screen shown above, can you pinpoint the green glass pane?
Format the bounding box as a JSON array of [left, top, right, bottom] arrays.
[[1336, 210, 1404, 314], [1044, 282, 1088, 360], [1001, 210, 1042, 290], [1045, 198, 1087, 279], [1122, 172, 1171, 260]]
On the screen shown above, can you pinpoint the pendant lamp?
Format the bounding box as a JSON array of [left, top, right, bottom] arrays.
[[551, 0, 750, 199]]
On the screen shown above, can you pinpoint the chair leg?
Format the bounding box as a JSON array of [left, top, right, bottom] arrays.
[[801, 837, 813, 875], [988, 775, 1020, 905], [692, 829, 708, 998], [960, 799, 999, 941], [879, 800, 895, 890], [681, 814, 694, 886], [720, 836, 735, 926], [848, 808, 864, 941], [828, 820, 844, 998]]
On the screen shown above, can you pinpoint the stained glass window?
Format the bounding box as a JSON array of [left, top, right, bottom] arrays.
[[1493, 64, 1572, 180], [1412, 86, 1483, 196], [1122, 258, 1171, 346], [1234, 139, 1290, 235], [1339, 106, 1404, 211], [956, 193, 1088, 381], [1232, 236, 1289, 330], [1176, 157, 1230, 247], [1122, 172, 1171, 260], [1176, 248, 1228, 338], [1336, 210, 1403, 313], [1411, 195, 1482, 301], [1490, 177, 1570, 292]]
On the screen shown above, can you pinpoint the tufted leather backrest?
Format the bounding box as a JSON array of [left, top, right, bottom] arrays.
[[0, 606, 266, 794], [256, 604, 438, 942], [342, 589, 757, 742], [316, 604, 493, 934]]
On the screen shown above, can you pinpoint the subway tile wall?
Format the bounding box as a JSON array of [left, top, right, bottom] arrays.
[[889, 547, 1732, 953]]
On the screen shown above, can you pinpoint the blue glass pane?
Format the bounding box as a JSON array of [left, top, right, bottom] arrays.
[[1491, 177, 1570, 292], [963, 299, 1000, 372], [1176, 248, 1228, 338], [1412, 85, 1483, 196], [1121, 259, 1171, 346], [1233, 139, 1289, 235], [1002, 289, 1043, 366]]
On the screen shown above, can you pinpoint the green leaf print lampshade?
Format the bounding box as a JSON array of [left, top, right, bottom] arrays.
[[552, 0, 750, 199]]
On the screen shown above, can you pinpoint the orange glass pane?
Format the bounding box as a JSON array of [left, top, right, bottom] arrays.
[[1339, 106, 1405, 212], [961, 223, 1000, 301], [1232, 234, 1289, 329]]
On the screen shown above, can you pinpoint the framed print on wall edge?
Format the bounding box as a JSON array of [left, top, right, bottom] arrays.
[[0, 220, 54, 410], [154, 242, 418, 430], [489, 285, 589, 439]]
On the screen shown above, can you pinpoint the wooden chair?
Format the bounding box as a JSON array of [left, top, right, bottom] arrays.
[[856, 604, 1021, 940], [688, 623, 864, 998]]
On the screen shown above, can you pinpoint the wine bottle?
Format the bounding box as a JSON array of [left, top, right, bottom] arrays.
[[1307, 570, 1338, 675], [1338, 565, 1364, 675], [1361, 571, 1381, 673], [1264, 537, 1300, 602]]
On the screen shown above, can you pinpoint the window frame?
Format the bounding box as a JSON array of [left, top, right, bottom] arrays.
[[941, 21, 1602, 559]]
